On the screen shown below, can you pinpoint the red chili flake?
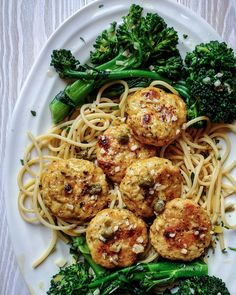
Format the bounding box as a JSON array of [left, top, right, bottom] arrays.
[[98, 135, 110, 150], [97, 160, 112, 171], [143, 90, 159, 100], [143, 114, 151, 124], [64, 184, 73, 195]]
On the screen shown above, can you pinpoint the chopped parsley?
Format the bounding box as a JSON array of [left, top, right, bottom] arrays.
[[190, 172, 195, 184], [183, 34, 188, 39], [220, 221, 230, 229], [111, 105, 119, 110], [221, 248, 228, 254], [229, 247, 236, 251], [98, 4, 104, 8], [30, 110, 37, 116], [80, 37, 86, 44], [217, 154, 221, 160], [20, 159, 24, 165], [60, 125, 71, 132]]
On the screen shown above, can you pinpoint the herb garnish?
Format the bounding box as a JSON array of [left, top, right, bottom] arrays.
[[30, 110, 37, 116], [80, 37, 86, 44], [229, 247, 236, 251], [190, 172, 195, 183], [111, 105, 119, 110]]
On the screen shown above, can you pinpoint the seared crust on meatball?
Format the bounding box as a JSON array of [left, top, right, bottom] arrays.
[[41, 159, 108, 221], [86, 208, 148, 268], [150, 198, 212, 261], [96, 120, 156, 183], [120, 157, 182, 218], [126, 87, 186, 147]]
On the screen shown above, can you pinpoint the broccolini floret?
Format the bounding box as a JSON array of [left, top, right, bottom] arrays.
[[50, 49, 80, 78], [172, 275, 231, 295], [185, 41, 236, 123], [90, 22, 119, 64]]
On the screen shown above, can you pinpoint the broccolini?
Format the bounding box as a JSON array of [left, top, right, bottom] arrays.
[[50, 4, 183, 123]]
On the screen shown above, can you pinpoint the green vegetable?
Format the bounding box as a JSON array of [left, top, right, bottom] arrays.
[[48, 237, 208, 295], [169, 275, 230, 295], [80, 37, 86, 43], [30, 110, 37, 116], [222, 248, 228, 254], [50, 4, 183, 123], [185, 41, 236, 123], [229, 247, 236, 251], [190, 172, 195, 183], [71, 236, 105, 277], [47, 263, 90, 295]]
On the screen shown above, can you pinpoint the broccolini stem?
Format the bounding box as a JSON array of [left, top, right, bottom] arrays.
[[73, 236, 106, 277], [88, 261, 208, 289], [50, 54, 140, 123], [82, 253, 106, 277], [62, 69, 171, 83]]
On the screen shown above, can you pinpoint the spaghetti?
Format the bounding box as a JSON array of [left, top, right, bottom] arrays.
[[18, 80, 236, 267]]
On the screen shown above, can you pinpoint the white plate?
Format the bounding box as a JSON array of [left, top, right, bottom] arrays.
[[4, 0, 236, 294]]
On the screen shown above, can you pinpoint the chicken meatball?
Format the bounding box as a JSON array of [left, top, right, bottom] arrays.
[[126, 86, 186, 146], [96, 120, 156, 183], [150, 198, 212, 261], [41, 159, 108, 221], [86, 208, 148, 268], [120, 157, 182, 218]]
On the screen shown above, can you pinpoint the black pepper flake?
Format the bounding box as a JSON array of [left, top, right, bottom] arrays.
[[79, 201, 85, 208], [64, 184, 73, 194]]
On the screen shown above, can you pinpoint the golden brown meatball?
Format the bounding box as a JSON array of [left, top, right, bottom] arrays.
[[96, 120, 156, 183], [41, 159, 108, 222], [120, 157, 182, 218], [126, 87, 186, 147], [150, 198, 212, 261], [86, 208, 148, 268]]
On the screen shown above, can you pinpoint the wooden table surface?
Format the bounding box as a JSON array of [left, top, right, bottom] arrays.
[[0, 0, 236, 294]]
